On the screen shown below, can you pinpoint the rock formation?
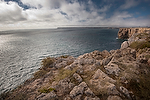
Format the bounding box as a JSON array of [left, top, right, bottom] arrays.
[[1, 28, 150, 100], [118, 28, 150, 39]]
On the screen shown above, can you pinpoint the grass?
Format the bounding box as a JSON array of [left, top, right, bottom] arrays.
[[0, 91, 28, 100], [33, 57, 55, 79], [54, 67, 77, 82], [130, 41, 150, 49], [33, 69, 48, 79], [126, 74, 150, 99], [39, 87, 55, 93], [41, 57, 55, 70], [60, 55, 69, 58]]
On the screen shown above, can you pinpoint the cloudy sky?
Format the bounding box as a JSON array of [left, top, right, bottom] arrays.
[[0, 0, 150, 30]]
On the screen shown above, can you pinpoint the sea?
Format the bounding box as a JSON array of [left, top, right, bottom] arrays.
[[0, 28, 124, 94]]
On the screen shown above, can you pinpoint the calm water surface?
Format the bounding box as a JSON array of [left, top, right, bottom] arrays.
[[0, 28, 123, 94]]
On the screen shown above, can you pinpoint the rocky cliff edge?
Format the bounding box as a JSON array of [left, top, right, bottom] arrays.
[[1, 29, 150, 100], [118, 28, 150, 39]]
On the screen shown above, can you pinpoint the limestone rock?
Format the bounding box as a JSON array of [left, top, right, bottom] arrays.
[[73, 73, 82, 83], [119, 86, 131, 100], [102, 56, 113, 66], [90, 69, 119, 95], [37, 91, 57, 100], [118, 28, 150, 39], [55, 78, 74, 96], [107, 95, 122, 100], [84, 88, 95, 97], [84, 96, 100, 100], [121, 41, 129, 49], [104, 63, 121, 76], [70, 82, 87, 98]]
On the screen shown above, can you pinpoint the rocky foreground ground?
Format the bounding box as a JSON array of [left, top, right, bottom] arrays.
[[1, 28, 150, 100]]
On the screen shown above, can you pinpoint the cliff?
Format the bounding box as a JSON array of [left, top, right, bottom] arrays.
[[118, 28, 150, 39], [1, 29, 150, 100]]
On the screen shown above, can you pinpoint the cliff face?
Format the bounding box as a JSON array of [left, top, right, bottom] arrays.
[[118, 28, 150, 39], [1, 29, 150, 100]]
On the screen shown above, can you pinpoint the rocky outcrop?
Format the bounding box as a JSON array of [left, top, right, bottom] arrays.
[[118, 28, 150, 39], [1, 29, 150, 100]]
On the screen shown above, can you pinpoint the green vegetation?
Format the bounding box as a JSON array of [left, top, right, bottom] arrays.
[[33, 57, 55, 79], [0, 91, 28, 100], [130, 41, 150, 49], [55, 67, 77, 82], [126, 73, 150, 99], [41, 57, 55, 70], [60, 55, 69, 58], [33, 70, 48, 79], [39, 87, 55, 93]]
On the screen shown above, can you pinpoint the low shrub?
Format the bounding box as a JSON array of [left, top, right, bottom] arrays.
[[39, 87, 55, 93], [130, 41, 150, 49], [33, 70, 48, 79], [55, 67, 77, 82], [60, 55, 69, 58], [41, 57, 55, 69]]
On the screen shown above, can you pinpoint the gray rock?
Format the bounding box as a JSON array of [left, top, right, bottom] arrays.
[[121, 41, 129, 49], [107, 95, 122, 100], [84, 88, 95, 97], [90, 69, 119, 95], [84, 96, 100, 100], [104, 63, 121, 76], [70, 82, 87, 98], [102, 56, 113, 66], [119, 86, 132, 100], [37, 91, 57, 100], [73, 73, 82, 83]]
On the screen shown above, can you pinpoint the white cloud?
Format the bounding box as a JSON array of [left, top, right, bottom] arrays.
[[0, 1, 27, 23], [0, 0, 150, 30], [120, 0, 139, 10]]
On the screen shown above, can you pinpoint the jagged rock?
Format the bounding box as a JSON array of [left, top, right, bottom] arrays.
[[55, 78, 74, 96], [119, 86, 132, 100], [73, 94, 82, 100], [148, 58, 150, 65], [55, 56, 75, 68], [84, 96, 100, 100], [37, 91, 57, 100], [73, 73, 82, 83], [78, 58, 96, 65], [70, 82, 87, 98], [92, 69, 116, 83], [118, 28, 150, 39], [104, 62, 121, 76], [102, 56, 113, 66], [84, 88, 95, 97], [101, 50, 110, 58], [121, 41, 129, 49], [90, 69, 119, 95], [107, 95, 122, 100]]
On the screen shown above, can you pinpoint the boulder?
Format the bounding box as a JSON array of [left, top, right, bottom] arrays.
[[90, 69, 119, 95], [121, 41, 129, 49]]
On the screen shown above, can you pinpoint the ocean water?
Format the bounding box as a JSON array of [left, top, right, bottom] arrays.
[[0, 28, 124, 94]]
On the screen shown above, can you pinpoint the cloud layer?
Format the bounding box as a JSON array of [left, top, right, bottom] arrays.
[[0, 0, 150, 30]]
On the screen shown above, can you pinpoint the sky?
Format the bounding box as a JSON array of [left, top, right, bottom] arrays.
[[0, 0, 150, 30]]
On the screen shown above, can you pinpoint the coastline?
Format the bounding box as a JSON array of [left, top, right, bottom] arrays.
[[1, 28, 150, 100]]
